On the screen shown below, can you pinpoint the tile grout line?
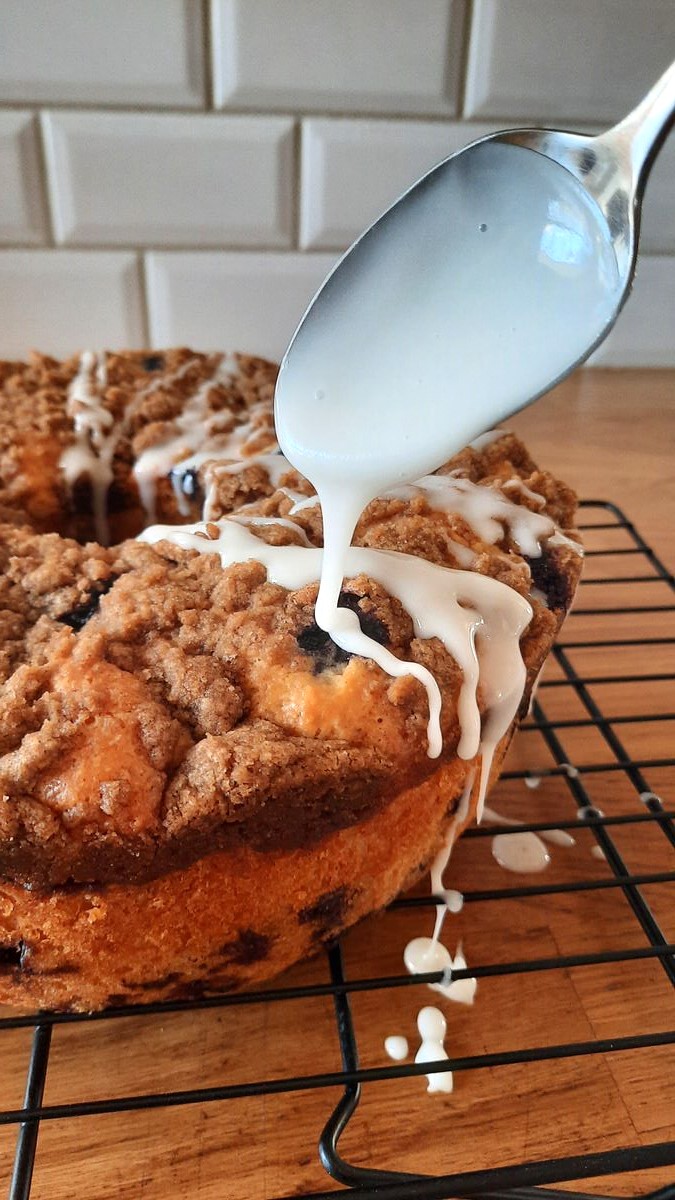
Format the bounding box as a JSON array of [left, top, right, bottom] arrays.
[[34, 112, 57, 247], [291, 119, 302, 251], [456, 0, 476, 119], [0, 98, 609, 127], [0, 243, 342, 255], [137, 252, 152, 348], [202, 0, 215, 111], [0, 242, 673, 259]]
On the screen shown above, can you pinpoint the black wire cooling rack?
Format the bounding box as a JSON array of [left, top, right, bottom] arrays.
[[1, 500, 674, 1200]]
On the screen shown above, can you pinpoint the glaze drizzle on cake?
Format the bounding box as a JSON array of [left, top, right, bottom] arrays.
[[0, 347, 583, 1012]]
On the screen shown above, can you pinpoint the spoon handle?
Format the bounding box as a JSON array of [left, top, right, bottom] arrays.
[[603, 58, 675, 184]]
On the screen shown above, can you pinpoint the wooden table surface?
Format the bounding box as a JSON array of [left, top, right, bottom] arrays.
[[1, 369, 674, 1200], [510, 368, 675, 569]]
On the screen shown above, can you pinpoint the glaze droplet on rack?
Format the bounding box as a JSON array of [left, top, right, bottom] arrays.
[[403, 937, 477, 1006], [384, 1035, 409, 1062], [492, 831, 551, 873], [482, 802, 575, 875], [415, 1006, 454, 1094]]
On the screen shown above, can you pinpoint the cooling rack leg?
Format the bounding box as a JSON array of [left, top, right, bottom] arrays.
[[8, 1024, 52, 1200], [317, 943, 364, 1183], [318, 943, 423, 1188]]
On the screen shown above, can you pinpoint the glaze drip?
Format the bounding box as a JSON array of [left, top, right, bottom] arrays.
[[59, 351, 114, 544], [384, 474, 555, 558], [140, 515, 533, 768], [60, 351, 205, 543], [133, 354, 241, 521]]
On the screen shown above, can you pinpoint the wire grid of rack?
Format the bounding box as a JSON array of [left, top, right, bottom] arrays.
[[1, 499, 674, 1200]]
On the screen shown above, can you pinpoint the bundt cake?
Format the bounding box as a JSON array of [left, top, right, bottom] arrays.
[[0, 349, 582, 1010]]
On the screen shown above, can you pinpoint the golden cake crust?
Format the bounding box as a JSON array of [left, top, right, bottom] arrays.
[[0, 747, 510, 1012]]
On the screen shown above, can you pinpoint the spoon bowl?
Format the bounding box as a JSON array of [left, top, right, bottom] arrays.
[[275, 61, 675, 492]]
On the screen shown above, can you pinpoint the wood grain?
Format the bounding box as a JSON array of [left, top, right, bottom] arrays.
[[0, 368, 673, 1199]]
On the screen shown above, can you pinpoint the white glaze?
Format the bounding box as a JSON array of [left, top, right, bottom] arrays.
[[483, 803, 575, 847], [441, 942, 477, 1006], [578, 805, 605, 821], [415, 1006, 454, 1094], [539, 827, 575, 848], [492, 831, 551, 873], [287, 492, 320, 515], [441, 889, 464, 915], [140, 516, 532, 766], [400, 773, 473, 1022], [469, 428, 505, 451], [133, 354, 240, 521], [60, 351, 208, 544], [482, 802, 574, 873], [428, 773, 473, 948], [230, 514, 313, 547], [384, 474, 555, 558], [560, 761, 580, 779], [404, 935, 452, 977], [501, 477, 547, 510], [524, 773, 543, 789], [591, 844, 607, 861], [526, 663, 546, 715], [404, 937, 477, 1006], [60, 351, 114, 544], [548, 529, 583, 556], [384, 1035, 409, 1062]]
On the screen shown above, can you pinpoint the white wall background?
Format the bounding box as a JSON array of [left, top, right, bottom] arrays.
[[0, 0, 674, 365]]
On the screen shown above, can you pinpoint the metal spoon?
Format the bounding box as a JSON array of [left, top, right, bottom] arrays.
[[276, 61, 675, 472], [494, 58, 675, 331]]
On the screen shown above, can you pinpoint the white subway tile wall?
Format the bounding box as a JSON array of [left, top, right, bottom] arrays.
[[589, 257, 675, 369], [41, 112, 295, 246], [0, 252, 145, 358], [0, 0, 205, 106], [210, 0, 467, 114], [0, 111, 48, 244], [147, 251, 338, 358], [464, 0, 675, 122], [0, 0, 673, 365]]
